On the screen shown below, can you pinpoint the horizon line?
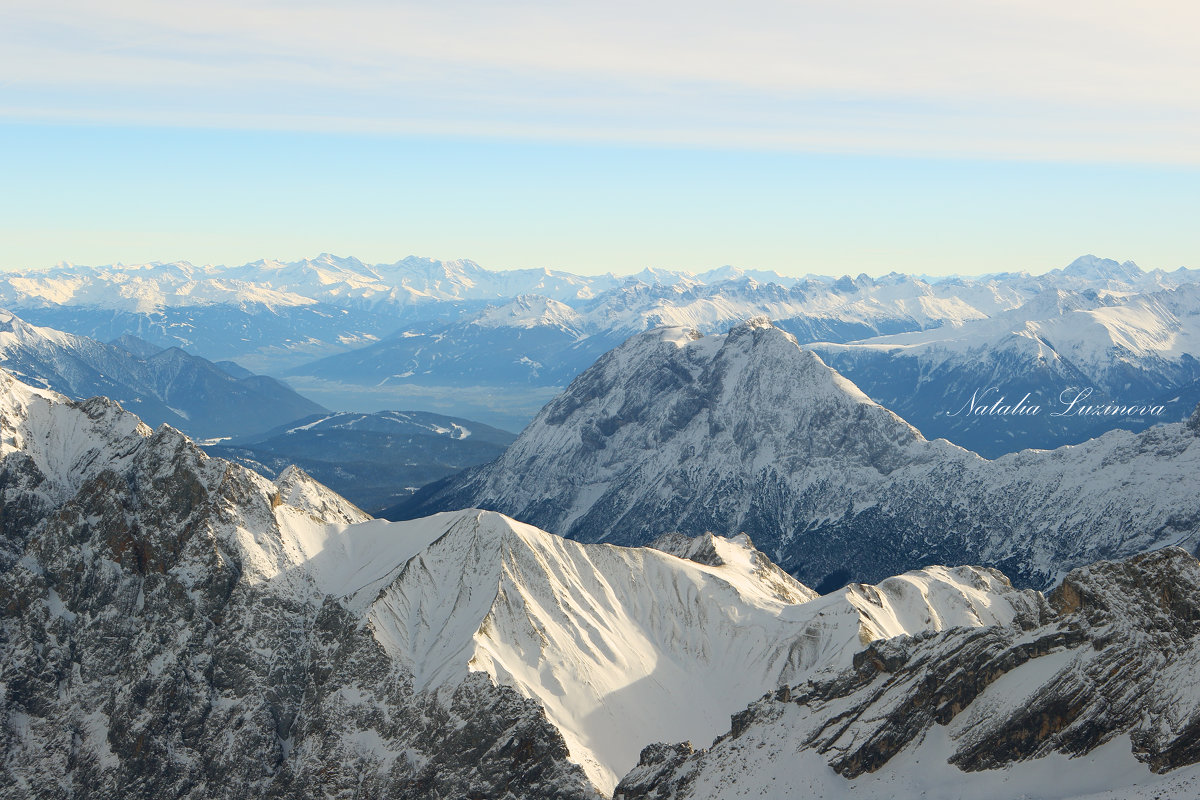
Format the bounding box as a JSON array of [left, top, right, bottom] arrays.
[[4, 251, 1193, 282]]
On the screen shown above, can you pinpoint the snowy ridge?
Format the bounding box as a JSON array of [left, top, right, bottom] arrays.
[[8, 252, 1195, 321], [5, 254, 617, 313], [354, 510, 1037, 792], [471, 294, 587, 332], [814, 283, 1200, 376], [0, 370, 151, 506], [0, 362, 363, 579]]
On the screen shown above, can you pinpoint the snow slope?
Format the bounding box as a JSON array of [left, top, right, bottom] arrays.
[[278, 508, 1035, 792]]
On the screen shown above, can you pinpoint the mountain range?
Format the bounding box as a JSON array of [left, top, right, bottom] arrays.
[[5, 253, 1199, 451], [811, 283, 1200, 455], [3, 367, 1200, 798]]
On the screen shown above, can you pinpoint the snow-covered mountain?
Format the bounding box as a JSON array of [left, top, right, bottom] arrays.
[[5, 366, 1200, 799], [285, 271, 1032, 391], [274, 257, 1200, 449], [0, 370, 594, 798], [0, 254, 616, 312], [617, 546, 1200, 800], [0, 366, 1058, 797], [0, 309, 325, 438], [207, 409, 516, 514], [812, 284, 1200, 455], [394, 319, 1200, 590]]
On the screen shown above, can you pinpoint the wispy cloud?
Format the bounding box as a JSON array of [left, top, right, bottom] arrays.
[[3, 0, 1199, 162]]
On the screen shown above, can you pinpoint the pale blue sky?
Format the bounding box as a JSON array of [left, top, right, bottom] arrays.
[[2, 1, 1197, 276]]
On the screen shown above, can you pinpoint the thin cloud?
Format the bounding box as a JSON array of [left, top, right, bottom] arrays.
[[2, 0, 1199, 162]]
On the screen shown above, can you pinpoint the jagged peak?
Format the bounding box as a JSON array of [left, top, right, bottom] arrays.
[[740, 314, 775, 330], [273, 464, 368, 525]]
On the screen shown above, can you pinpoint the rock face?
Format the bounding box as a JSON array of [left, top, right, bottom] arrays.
[[0, 372, 596, 800], [614, 547, 1200, 800], [394, 319, 1200, 590]]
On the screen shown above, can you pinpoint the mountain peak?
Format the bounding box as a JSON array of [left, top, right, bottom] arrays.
[[394, 319, 928, 546], [1061, 254, 1144, 282], [471, 294, 585, 331]]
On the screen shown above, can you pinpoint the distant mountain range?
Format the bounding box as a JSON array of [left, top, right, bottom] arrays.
[[0, 307, 514, 503], [4, 252, 1198, 452], [811, 283, 1200, 455]]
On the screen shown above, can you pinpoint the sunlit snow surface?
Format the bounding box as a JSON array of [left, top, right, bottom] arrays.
[[230, 499, 1037, 792]]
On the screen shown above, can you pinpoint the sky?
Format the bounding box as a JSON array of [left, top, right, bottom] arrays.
[[1, 0, 1197, 277]]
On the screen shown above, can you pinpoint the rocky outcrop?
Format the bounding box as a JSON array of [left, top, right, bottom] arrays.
[[614, 547, 1200, 799]]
